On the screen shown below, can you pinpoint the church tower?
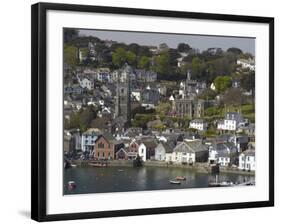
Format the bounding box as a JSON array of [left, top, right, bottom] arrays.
[[115, 63, 132, 126]]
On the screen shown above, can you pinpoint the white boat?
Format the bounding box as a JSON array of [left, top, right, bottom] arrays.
[[170, 180, 181, 184], [68, 181, 76, 190]]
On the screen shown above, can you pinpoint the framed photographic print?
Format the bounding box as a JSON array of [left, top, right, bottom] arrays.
[[31, 2, 274, 222]]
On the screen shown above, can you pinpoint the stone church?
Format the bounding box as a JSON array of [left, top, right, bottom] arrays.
[[175, 71, 211, 118]]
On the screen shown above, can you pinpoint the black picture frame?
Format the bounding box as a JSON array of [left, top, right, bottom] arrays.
[[31, 2, 274, 222]]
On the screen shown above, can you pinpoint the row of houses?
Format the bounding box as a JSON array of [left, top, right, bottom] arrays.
[[64, 128, 255, 171], [188, 112, 254, 135], [77, 67, 157, 84]]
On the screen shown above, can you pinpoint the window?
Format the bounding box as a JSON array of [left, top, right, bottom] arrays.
[[98, 142, 104, 148]]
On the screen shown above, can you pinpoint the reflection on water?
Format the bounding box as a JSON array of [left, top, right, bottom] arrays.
[[64, 166, 255, 195]]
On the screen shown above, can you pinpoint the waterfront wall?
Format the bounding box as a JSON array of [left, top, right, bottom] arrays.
[[72, 160, 255, 175]]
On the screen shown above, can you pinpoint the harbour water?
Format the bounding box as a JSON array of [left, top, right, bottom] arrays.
[[64, 166, 255, 195]]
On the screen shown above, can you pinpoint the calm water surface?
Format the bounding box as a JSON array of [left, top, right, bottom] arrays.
[[64, 166, 255, 195]]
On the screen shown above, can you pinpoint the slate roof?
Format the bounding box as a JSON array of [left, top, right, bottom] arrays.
[[190, 119, 206, 124], [241, 149, 255, 157], [142, 140, 157, 149], [162, 141, 176, 153], [173, 142, 194, 153], [185, 141, 208, 153], [83, 128, 102, 135], [95, 133, 120, 144], [215, 142, 238, 157]]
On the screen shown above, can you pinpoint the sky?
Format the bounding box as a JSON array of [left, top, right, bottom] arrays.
[[79, 29, 255, 55]]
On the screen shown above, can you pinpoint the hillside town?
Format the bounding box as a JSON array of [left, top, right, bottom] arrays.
[[63, 29, 256, 179]]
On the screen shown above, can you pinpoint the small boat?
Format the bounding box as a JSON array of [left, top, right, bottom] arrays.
[[220, 181, 234, 187], [89, 162, 107, 167], [208, 175, 234, 187], [176, 176, 186, 181], [118, 169, 124, 172], [68, 181, 76, 190], [236, 181, 255, 186], [170, 180, 181, 184], [70, 164, 77, 167]]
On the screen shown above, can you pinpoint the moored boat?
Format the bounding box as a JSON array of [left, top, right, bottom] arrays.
[[89, 162, 107, 167], [68, 181, 76, 190], [176, 176, 186, 181], [170, 180, 181, 184]]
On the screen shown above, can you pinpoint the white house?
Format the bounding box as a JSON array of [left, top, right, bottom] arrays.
[[131, 90, 141, 101], [165, 142, 195, 164], [217, 112, 245, 131], [208, 143, 238, 166], [238, 148, 255, 171], [210, 82, 216, 91], [138, 143, 147, 162], [81, 128, 102, 153], [79, 77, 94, 90], [189, 119, 208, 131], [154, 142, 174, 161], [237, 58, 255, 71]]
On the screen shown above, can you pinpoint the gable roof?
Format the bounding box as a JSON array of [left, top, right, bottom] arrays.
[[173, 142, 194, 153], [156, 142, 175, 153], [215, 142, 237, 157], [190, 119, 206, 124], [95, 133, 116, 144], [185, 141, 208, 153], [115, 147, 129, 155], [83, 128, 102, 135], [142, 140, 157, 149]]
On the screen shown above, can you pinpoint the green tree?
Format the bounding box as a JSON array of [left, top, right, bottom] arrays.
[[177, 43, 191, 52], [191, 57, 205, 79], [223, 88, 244, 106], [65, 113, 84, 131], [128, 43, 140, 55], [227, 47, 243, 55], [153, 123, 166, 131], [64, 45, 78, 66], [214, 76, 232, 93], [155, 102, 172, 116], [79, 106, 97, 128], [112, 47, 136, 67], [112, 47, 127, 67], [126, 51, 137, 66], [197, 89, 217, 100], [138, 56, 150, 70], [154, 52, 171, 75]]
